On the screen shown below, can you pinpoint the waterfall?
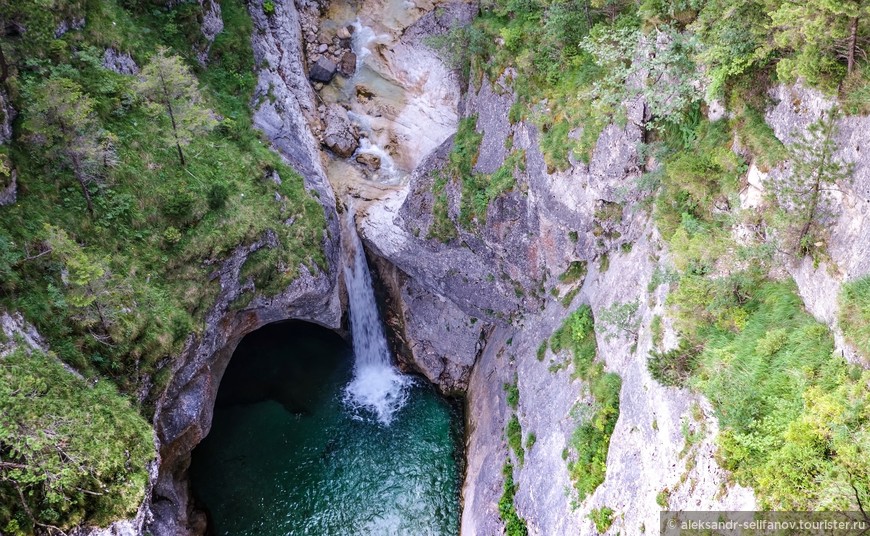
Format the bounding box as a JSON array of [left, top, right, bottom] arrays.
[[342, 206, 411, 425]]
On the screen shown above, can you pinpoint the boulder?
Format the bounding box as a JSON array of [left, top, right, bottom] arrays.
[[338, 51, 357, 77], [323, 105, 359, 158], [356, 152, 381, 171], [309, 57, 337, 83]]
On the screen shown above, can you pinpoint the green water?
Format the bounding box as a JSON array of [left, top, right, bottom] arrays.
[[189, 322, 463, 536]]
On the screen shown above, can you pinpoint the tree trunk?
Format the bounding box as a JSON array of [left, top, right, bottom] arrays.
[[847, 16, 859, 75], [62, 123, 95, 218], [158, 69, 186, 166], [797, 175, 821, 252]]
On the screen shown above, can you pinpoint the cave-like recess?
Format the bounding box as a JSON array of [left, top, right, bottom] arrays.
[[189, 320, 464, 535]]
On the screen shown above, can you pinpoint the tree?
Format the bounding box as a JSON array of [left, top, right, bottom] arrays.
[[770, 0, 870, 88], [772, 108, 854, 255], [44, 225, 117, 337], [24, 77, 114, 217], [137, 47, 215, 166]]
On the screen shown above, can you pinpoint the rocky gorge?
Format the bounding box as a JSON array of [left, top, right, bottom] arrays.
[[2, 0, 870, 534]]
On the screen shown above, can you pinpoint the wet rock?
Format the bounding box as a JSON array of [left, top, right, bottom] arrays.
[[356, 152, 381, 171], [102, 48, 139, 75], [337, 26, 351, 40], [309, 56, 337, 83], [317, 43, 328, 53], [323, 105, 359, 158], [338, 51, 357, 77]]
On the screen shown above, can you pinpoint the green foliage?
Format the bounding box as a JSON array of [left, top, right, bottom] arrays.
[[693, 0, 772, 99], [559, 261, 587, 284], [647, 338, 700, 387], [655, 119, 745, 240], [731, 106, 786, 171], [23, 76, 112, 217], [0, 347, 154, 533], [137, 47, 217, 166], [506, 414, 524, 465], [650, 314, 663, 349], [505, 379, 520, 409], [428, 171, 457, 242], [839, 275, 870, 362], [498, 462, 528, 536], [526, 432, 537, 450], [551, 305, 622, 499], [588, 506, 615, 533], [262, 0, 276, 16], [769, 0, 868, 91], [536, 340, 548, 361], [770, 108, 854, 255], [656, 488, 671, 508], [429, 117, 522, 232], [689, 282, 870, 510], [841, 65, 870, 116]]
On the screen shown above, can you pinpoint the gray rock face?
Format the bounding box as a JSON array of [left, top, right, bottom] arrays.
[[322, 104, 359, 157], [309, 56, 337, 83], [248, 0, 324, 180], [369, 254, 487, 394], [0, 167, 17, 207], [363, 72, 754, 534], [763, 82, 870, 363], [0, 89, 15, 145], [196, 0, 224, 64], [102, 48, 139, 75], [54, 17, 85, 38]]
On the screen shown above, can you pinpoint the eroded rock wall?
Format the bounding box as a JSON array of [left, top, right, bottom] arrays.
[[361, 73, 756, 534]]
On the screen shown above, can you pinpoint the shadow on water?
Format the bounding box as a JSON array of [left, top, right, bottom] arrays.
[[190, 320, 463, 536]]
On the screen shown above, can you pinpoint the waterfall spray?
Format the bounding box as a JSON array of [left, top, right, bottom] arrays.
[[342, 204, 411, 425]]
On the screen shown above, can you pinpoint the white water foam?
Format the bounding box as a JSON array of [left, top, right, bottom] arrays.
[[350, 19, 389, 73], [342, 206, 411, 425], [356, 137, 401, 183]]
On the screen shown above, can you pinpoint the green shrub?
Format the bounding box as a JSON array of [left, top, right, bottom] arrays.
[[647, 338, 700, 387], [0, 348, 155, 532], [507, 414, 524, 465], [588, 506, 615, 533], [650, 314, 663, 349], [505, 379, 520, 409], [207, 181, 230, 210], [498, 462, 528, 536], [536, 340, 548, 361], [559, 261, 588, 284], [551, 305, 622, 499], [693, 282, 870, 510], [839, 275, 870, 362], [262, 1, 276, 16]]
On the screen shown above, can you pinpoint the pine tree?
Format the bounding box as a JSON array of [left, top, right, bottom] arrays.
[[773, 108, 854, 255], [136, 48, 216, 166], [24, 77, 113, 218], [44, 225, 115, 335], [770, 0, 870, 87]]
